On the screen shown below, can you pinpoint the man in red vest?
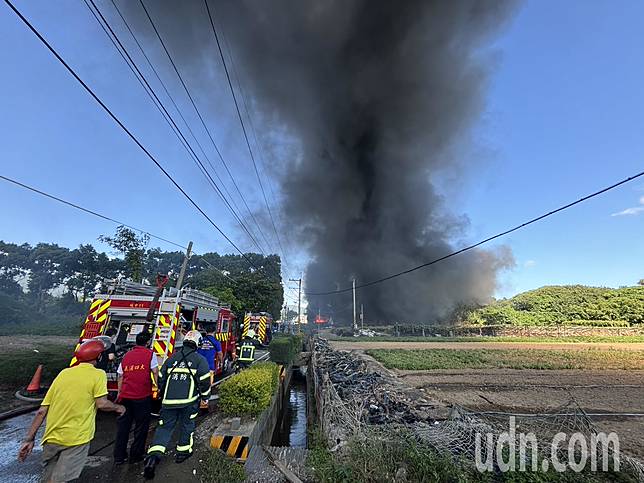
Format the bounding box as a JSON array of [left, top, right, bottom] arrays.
[[113, 331, 159, 464]]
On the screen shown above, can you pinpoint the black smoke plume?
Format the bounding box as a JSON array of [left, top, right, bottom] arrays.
[[127, 0, 517, 323]]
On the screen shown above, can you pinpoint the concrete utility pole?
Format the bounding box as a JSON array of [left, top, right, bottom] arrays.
[[352, 278, 357, 332], [175, 241, 193, 289], [289, 277, 302, 334]]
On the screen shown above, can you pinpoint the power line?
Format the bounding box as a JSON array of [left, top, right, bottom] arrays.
[[0, 174, 187, 250], [83, 0, 266, 256], [137, 0, 273, 254], [202, 0, 288, 265], [0, 174, 261, 286], [216, 15, 299, 277], [308, 169, 644, 296], [2, 0, 263, 272], [107, 0, 264, 256]]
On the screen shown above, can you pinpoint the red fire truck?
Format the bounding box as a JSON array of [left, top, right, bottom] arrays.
[[241, 312, 273, 345], [71, 279, 237, 395]]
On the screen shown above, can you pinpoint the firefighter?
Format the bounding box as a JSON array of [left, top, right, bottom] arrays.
[[113, 331, 158, 465], [18, 340, 125, 482], [143, 330, 210, 479], [237, 339, 255, 369]]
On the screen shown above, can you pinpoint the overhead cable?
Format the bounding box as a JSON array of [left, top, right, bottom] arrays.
[[308, 169, 644, 295], [2, 0, 262, 272], [84, 0, 266, 255]]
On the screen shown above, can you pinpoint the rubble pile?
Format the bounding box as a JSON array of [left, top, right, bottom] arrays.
[[315, 339, 435, 426]]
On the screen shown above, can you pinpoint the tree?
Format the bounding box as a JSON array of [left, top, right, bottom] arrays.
[[28, 243, 70, 304], [204, 286, 243, 315], [99, 226, 149, 282], [66, 244, 101, 302], [638, 279, 644, 286]]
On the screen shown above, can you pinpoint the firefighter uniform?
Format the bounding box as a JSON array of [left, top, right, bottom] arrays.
[[238, 342, 255, 365], [146, 344, 210, 461]]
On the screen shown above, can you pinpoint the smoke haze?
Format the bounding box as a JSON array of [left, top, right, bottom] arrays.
[[127, 0, 517, 323]]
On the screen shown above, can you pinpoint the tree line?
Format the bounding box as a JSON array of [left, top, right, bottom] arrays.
[[0, 226, 283, 333]]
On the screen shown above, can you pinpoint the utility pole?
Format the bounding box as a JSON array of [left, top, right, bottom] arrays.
[[360, 303, 364, 330], [175, 241, 193, 289], [289, 277, 302, 334], [352, 278, 357, 333]]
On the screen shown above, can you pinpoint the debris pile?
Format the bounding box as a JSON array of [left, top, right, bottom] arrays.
[[314, 339, 436, 426]]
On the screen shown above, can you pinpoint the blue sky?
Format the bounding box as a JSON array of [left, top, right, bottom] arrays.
[[0, 0, 643, 302]]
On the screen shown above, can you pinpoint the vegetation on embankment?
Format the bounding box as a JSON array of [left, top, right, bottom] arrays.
[[218, 362, 280, 416], [466, 285, 644, 326], [268, 334, 303, 364], [330, 335, 644, 343], [366, 348, 644, 371], [306, 426, 636, 483]]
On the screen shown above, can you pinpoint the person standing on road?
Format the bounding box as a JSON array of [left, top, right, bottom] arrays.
[[113, 331, 158, 465], [143, 330, 210, 479], [18, 339, 125, 482], [198, 325, 222, 385]]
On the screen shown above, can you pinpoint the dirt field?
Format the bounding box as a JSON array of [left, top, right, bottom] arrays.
[[334, 341, 644, 460], [330, 340, 644, 351]]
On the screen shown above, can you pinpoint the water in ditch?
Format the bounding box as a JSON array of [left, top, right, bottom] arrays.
[[271, 372, 307, 447]]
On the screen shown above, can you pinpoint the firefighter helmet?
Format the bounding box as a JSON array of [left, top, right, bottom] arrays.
[[183, 330, 203, 347], [75, 340, 104, 362]]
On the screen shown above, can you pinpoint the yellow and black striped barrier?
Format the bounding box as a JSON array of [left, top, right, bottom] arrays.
[[210, 434, 250, 461]]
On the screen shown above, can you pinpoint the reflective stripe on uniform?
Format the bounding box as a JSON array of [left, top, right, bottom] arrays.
[[162, 395, 198, 405], [190, 412, 198, 419], [199, 372, 211, 380], [177, 433, 194, 453], [148, 445, 166, 454]]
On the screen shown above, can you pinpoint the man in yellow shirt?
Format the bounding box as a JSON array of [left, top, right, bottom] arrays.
[[18, 339, 125, 482]]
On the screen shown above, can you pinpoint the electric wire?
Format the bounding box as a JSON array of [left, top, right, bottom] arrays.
[[84, 0, 266, 256], [215, 14, 299, 279], [1, 0, 263, 272], [202, 0, 288, 266], [107, 0, 261, 255], [137, 0, 274, 254], [309, 169, 644, 295], [0, 174, 245, 285]]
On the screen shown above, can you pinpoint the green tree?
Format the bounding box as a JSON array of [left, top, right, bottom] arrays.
[[99, 226, 149, 282]]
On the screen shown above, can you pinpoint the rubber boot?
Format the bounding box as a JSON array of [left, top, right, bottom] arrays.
[[143, 455, 160, 480]]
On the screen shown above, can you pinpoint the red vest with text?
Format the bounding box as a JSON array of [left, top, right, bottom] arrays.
[[120, 346, 154, 400]]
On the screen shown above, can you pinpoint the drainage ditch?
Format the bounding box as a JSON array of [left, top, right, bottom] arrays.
[[271, 369, 307, 448]]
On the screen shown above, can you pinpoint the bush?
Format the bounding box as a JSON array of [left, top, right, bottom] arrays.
[[218, 362, 279, 416], [268, 334, 303, 365]]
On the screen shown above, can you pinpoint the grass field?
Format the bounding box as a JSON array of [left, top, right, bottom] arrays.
[[331, 335, 644, 343], [366, 348, 644, 370], [0, 343, 74, 388]]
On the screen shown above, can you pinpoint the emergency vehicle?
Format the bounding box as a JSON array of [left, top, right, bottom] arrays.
[[241, 312, 273, 345], [71, 279, 237, 395]]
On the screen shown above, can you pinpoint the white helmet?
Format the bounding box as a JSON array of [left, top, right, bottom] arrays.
[[183, 330, 203, 347]]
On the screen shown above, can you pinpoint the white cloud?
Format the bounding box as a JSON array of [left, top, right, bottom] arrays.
[[524, 260, 536, 268], [611, 196, 644, 217]]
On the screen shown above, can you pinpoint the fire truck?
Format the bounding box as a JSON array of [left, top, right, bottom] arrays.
[[72, 279, 237, 395], [242, 312, 273, 345]]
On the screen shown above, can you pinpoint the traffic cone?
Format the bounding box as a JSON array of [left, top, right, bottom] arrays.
[[25, 365, 43, 393]]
